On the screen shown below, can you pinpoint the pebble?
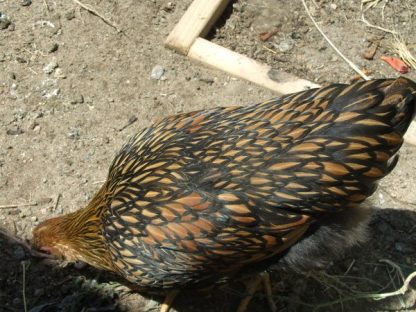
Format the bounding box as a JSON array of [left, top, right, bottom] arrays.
[[47, 42, 59, 53], [33, 125, 41, 133], [276, 39, 294, 52], [0, 12, 11, 30], [30, 216, 38, 222], [16, 56, 27, 63], [163, 2, 175, 12], [13, 246, 26, 260], [54, 68, 66, 79], [330, 3, 337, 10], [42, 88, 60, 98], [70, 93, 84, 105], [291, 32, 301, 40], [199, 77, 214, 85], [65, 9, 76, 20], [43, 60, 58, 74], [150, 65, 165, 80], [68, 127, 81, 140], [6, 127, 24, 135], [8, 208, 21, 215], [20, 0, 32, 6]]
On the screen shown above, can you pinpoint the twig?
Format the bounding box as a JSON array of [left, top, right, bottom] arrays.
[[360, 13, 398, 35], [301, 0, 370, 81], [43, 0, 50, 11], [392, 36, 416, 70], [119, 116, 138, 132], [0, 202, 38, 209], [374, 260, 416, 300], [22, 261, 28, 312], [344, 259, 356, 276], [54, 193, 62, 211], [72, 0, 123, 33]]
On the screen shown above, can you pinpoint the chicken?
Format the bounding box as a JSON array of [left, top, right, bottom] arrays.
[[33, 77, 416, 310]]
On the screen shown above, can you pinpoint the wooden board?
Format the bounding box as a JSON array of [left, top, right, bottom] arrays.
[[165, 0, 416, 144], [189, 38, 320, 94], [165, 0, 231, 55], [164, 0, 316, 95]]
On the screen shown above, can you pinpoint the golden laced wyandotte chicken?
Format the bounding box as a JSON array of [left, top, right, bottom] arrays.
[[33, 77, 416, 312]]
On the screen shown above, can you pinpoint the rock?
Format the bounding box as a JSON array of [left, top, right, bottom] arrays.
[[65, 9, 76, 20], [163, 2, 175, 12], [68, 127, 81, 140], [43, 60, 58, 74], [0, 12, 11, 30], [199, 77, 214, 85], [150, 65, 165, 80], [47, 42, 59, 53], [70, 93, 84, 105], [16, 56, 27, 63], [20, 0, 32, 6], [54, 68, 66, 78], [291, 32, 301, 39], [41, 78, 59, 98], [6, 127, 24, 135], [276, 39, 295, 52], [42, 88, 60, 98]]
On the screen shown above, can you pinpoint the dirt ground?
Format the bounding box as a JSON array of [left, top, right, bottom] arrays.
[[0, 0, 415, 311]]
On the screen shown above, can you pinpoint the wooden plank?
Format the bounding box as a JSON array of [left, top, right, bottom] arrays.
[[165, 0, 231, 55], [188, 38, 320, 94]]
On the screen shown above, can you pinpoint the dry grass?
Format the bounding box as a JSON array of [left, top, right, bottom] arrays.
[[392, 36, 416, 70]]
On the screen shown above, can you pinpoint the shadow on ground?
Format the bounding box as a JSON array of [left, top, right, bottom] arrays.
[[0, 207, 415, 312]]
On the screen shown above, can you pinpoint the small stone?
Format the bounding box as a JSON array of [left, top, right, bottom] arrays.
[[20, 0, 32, 6], [70, 93, 84, 104], [42, 88, 60, 98], [199, 77, 214, 85], [291, 32, 301, 39], [150, 65, 165, 80], [13, 246, 26, 260], [54, 68, 66, 78], [276, 39, 294, 52], [0, 12, 11, 30], [16, 56, 27, 63], [47, 43, 59, 53], [10, 72, 16, 80], [43, 60, 58, 74], [330, 3, 337, 10], [30, 216, 38, 222], [6, 127, 24, 135], [163, 2, 175, 12], [65, 9, 76, 20], [68, 127, 81, 140]]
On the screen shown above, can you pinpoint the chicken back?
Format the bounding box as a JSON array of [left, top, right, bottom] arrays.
[[33, 77, 416, 289]]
